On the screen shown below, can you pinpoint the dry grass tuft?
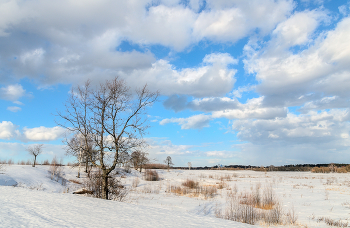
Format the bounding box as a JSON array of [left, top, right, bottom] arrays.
[[167, 180, 217, 198], [216, 183, 294, 226], [316, 217, 348, 227], [182, 179, 199, 189], [143, 170, 160, 181], [312, 167, 331, 173]]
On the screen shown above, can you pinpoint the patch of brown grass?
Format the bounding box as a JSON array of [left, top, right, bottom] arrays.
[[168, 181, 217, 198], [182, 179, 199, 189]]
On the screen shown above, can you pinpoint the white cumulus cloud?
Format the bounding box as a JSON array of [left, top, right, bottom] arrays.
[[23, 126, 66, 141], [0, 121, 20, 140], [0, 84, 26, 101]]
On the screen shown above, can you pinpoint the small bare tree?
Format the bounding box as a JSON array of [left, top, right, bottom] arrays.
[[131, 150, 149, 173], [188, 162, 192, 170], [26, 144, 43, 167], [164, 156, 174, 171], [57, 77, 158, 199], [118, 150, 131, 167], [66, 133, 98, 177]]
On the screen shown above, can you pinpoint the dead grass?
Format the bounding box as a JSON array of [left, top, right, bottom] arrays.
[[143, 170, 160, 181], [312, 167, 331, 173], [167, 180, 217, 199], [217, 181, 227, 189], [216, 183, 295, 226], [182, 179, 199, 189], [140, 184, 160, 194], [316, 217, 348, 227]]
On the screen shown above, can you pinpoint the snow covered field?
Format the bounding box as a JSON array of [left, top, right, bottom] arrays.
[[1, 165, 349, 227]]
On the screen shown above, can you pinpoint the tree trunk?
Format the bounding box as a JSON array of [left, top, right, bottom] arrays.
[[85, 156, 88, 173], [101, 172, 109, 200], [33, 155, 37, 167]]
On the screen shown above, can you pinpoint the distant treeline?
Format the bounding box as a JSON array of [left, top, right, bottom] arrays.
[[172, 163, 350, 172]]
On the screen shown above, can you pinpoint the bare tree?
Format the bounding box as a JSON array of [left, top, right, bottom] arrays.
[[164, 156, 174, 171], [66, 133, 98, 177], [26, 144, 43, 167], [188, 162, 192, 170], [57, 77, 158, 199], [118, 150, 131, 167], [131, 150, 149, 173]]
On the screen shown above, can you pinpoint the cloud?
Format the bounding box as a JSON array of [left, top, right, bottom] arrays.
[[160, 114, 212, 129], [0, 121, 65, 142], [212, 97, 287, 119], [23, 126, 66, 141], [193, 0, 294, 41], [0, 84, 26, 101], [164, 96, 239, 112], [228, 109, 350, 165], [0, 121, 20, 140], [147, 138, 194, 155], [233, 141, 350, 166], [244, 12, 350, 107], [298, 96, 350, 113], [0, 0, 293, 87], [230, 85, 255, 98], [163, 96, 287, 123], [145, 137, 239, 166], [123, 53, 237, 97], [205, 150, 234, 158], [232, 109, 350, 145], [7, 106, 21, 112], [13, 101, 24, 105], [272, 10, 327, 49]]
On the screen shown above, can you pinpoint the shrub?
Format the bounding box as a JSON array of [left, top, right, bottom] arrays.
[[285, 205, 298, 225], [312, 167, 331, 173], [182, 179, 199, 189], [83, 169, 128, 201], [49, 157, 66, 185], [143, 170, 160, 181], [336, 167, 347, 173], [346, 165, 350, 172]]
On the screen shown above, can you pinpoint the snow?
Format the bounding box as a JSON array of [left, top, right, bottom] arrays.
[[1, 165, 350, 227], [0, 186, 251, 228], [0, 165, 255, 227]]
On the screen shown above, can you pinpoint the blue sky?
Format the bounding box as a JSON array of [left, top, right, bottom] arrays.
[[1, 0, 350, 166]]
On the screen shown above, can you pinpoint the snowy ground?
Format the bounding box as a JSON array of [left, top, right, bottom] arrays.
[[1, 165, 350, 227]]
